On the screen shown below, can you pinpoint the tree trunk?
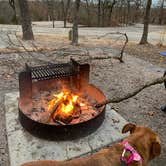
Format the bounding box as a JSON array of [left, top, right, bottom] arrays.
[[18, 0, 34, 40], [139, 0, 152, 45], [123, 1, 126, 25], [119, 1, 123, 23], [101, 1, 107, 27], [51, 0, 55, 28], [47, 0, 55, 28], [85, 0, 91, 26], [127, 0, 130, 25], [108, 0, 117, 26], [97, 0, 101, 27], [9, 0, 17, 24], [159, 0, 164, 25], [62, 0, 71, 28], [72, 0, 80, 46]]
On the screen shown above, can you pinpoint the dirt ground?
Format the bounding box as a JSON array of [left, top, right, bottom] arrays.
[[0, 24, 166, 165], [0, 43, 166, 166]]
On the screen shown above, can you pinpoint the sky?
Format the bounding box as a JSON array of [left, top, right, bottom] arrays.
[[0, 0, 162, 6], [153, 0, 158, 4]]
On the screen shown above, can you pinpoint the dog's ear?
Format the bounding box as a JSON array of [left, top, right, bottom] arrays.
[[151, 142, 161, 157], [122, 123, 136, 134]]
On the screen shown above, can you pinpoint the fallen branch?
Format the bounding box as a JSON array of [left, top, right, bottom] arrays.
[[98, 32, 129, 63], [96, 76, 166, 108]]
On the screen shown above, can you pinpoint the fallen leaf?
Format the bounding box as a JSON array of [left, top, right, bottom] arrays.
[[112, 118, 120, 123], [145, 111, 155, 116]]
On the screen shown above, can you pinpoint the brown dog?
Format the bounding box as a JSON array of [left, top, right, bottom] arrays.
[[21, 123, 161, 166]]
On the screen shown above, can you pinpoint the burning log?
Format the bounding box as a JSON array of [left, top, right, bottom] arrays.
[[48, 99, 63, 120], [37, 99, 63, 124], [31, 88, 100, 125], [53, 102, 81, 124]]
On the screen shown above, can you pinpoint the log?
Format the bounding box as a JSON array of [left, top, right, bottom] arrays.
[[49, 99, 63, 119], [39, 99, 63, 123], [96, 76, 166, 108]]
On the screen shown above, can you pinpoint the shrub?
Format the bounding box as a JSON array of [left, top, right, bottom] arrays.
[[0, 16, 6, 24]]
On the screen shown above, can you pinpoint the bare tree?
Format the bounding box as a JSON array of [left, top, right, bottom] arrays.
[[133, 0, 143, 23], [9, 0, 16, 22], [101, 0, 108, 26], [61, 0, 71, 28], [108, 0, 117, 26], [72, 0, 80, 45], [9, 0, 15, 13], [9, 0, 20, 23], [18, 0, 34, 40], [97, 0, 101, 26], [139, 0, 152, 44], [126, 0, 131, 25], [47, 0, 56, 28], [85, 0, 91, 26], [158, 0, 165, 25]]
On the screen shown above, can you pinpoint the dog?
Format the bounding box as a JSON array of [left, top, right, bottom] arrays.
[[21, 123, 161, 166]]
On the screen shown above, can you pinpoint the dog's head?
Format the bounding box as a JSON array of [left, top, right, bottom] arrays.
[[122, 123, 161, 160]]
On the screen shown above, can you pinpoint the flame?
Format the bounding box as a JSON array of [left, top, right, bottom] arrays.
[[47, 88, 79, 119]]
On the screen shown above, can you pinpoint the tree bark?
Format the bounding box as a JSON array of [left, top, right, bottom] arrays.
[[139, 0, 152, 44], [72, 0, 80, 46], [158, 0, 164, 25], [18, 0, 34, 40]]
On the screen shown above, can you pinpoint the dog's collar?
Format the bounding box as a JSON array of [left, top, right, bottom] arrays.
[[120, 140, 142, 165]]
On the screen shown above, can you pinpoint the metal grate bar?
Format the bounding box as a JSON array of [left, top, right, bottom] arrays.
[[28, 60, 79, 81]]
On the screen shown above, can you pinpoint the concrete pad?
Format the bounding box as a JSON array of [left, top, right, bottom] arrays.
[[5, 92, 128, 166]]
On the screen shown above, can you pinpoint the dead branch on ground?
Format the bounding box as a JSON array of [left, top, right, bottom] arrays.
[[96, 76, 166, 108], [98, 32, 129, 63], [1, 30, 127, 64]]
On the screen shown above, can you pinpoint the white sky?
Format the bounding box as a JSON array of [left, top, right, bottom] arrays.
[[153, 0, 158, 5], [0, 0, 161, 6]]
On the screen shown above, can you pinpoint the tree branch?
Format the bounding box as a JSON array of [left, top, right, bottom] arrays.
[[96, 76, 166, 108], [98, 32, 128, 62]]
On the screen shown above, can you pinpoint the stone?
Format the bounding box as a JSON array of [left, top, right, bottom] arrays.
[[5, 92, 128, 166]]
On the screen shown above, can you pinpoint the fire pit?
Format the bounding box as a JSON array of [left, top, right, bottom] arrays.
[[18, 59, 106, 140]]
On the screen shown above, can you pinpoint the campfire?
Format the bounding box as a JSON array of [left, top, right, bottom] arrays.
[[31, 87, 98, 125], [18, 60, 106, 140], [48, 88, 80, 124]]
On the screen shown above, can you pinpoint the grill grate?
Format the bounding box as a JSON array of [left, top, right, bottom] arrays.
[[26, 60, 80, 81]]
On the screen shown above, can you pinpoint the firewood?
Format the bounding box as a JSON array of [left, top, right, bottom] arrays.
[[38, 99, 63, 123], [53, 114, 73, 124], [53, 119, 66, 125], [49, 99, 64, 119]]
